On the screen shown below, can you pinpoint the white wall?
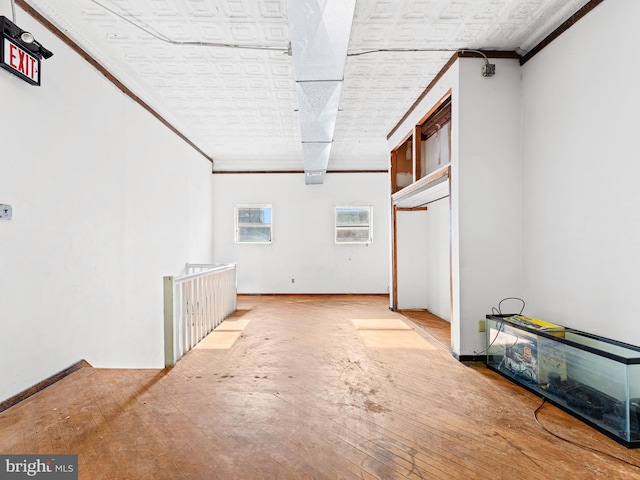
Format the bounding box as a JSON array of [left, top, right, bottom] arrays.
[[425, 197, 451, 321], [397, 210, 429, 309], [455, 57, 523, 356], [0, 10, 213, 402], [396, 199, 451, 320], [521, 0, 640, 345], [211, 173, 389, 293]]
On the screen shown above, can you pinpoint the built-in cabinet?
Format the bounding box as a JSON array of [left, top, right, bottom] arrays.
[[389, 92, 452, 317], [388, 55, 523, 358], [391, 94, 452, 195]]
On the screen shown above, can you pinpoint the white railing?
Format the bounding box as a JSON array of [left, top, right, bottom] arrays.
[[163, 263, 237, 367]]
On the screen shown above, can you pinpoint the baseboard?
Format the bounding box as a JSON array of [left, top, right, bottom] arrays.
[[238, 293, 389, 296], [453, 353, 486, 363], [0, 359, 92, 413]]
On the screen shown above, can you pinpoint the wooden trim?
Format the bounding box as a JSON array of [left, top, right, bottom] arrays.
[[413, 124, 422, 180], [392, 164, 450, 203], [390, 130, 415, 154], [418, 91, 452, 129], [421, 97, 452, 138], [397, 207, 428, 212], [390, 151, 397, 193], [520, 0, 605, 65], [213, 170, 389, 174], [387, 53, 459, 141], [14, 0, 214, 164], [457, 50, 519, 59], [448, 172, 454, 347], [391, 203, 398, 311], [0, 360, 92, 413]]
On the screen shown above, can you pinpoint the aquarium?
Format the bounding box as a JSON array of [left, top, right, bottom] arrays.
[[486, 314, 640, 448]]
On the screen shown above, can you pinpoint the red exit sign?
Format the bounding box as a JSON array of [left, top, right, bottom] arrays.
[[1, 36, 40, 85]]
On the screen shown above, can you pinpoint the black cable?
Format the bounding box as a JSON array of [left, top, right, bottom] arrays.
[[91, 0, 289, 52], [474, 297, 525, 356], [498, 297, 525, 315], [474, 317, 504, 356], [533, 398, 640, 470], [347, 48, 457, 57]]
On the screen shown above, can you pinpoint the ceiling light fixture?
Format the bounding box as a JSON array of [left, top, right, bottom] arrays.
[[20, 31, 34, 43]]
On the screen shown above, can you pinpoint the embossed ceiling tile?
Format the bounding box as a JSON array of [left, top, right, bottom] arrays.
[[189, 61, 215, 75], [259, 0, 287, 18], [23, 0, 595, 171], [242, 62, 267, 76], [82, 6, 112, 21], [227, 23, 260, 41], [353, 0, 414, 20], [146, 0, 182, 16], [147, 21, 194, 41], [118, 44, 150, 62], [141, 44, 181, 61], [181, 0, 224, 18], [260, 24, 288, 42], [436, 1, 467, 20], [471, 1, 508, 20], [403, 0, 442, 20], [186, 21, 226, 40], [274, 90, 294, 101], [149, 77, 174, 89], [455, 23, 494, 44], [214, 62, 240, 75], [247, 79, 269, 93], [349, 24, 389, 46], [220, 0, 254, 19], [506, 1, 546, 20], [270, 60, 292, 76]]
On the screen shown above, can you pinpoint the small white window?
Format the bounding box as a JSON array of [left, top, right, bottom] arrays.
[[235, 205, 272, 244], [335, 206, 372, 244]]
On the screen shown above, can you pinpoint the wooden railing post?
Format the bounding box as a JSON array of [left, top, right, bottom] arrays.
[[163, 275, 175, 368]]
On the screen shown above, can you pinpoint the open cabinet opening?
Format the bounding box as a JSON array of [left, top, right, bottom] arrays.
[[390, 91, 453, 348]]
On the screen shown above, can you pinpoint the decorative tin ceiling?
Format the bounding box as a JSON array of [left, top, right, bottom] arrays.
[[18, 0, 591, 173]]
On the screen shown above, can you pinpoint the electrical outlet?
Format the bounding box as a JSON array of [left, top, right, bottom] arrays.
[[0, 204, 12, 220], [478, 319, 486, 333]]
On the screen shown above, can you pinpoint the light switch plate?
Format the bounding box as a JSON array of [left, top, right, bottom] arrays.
[[0, 204, 12, 220]]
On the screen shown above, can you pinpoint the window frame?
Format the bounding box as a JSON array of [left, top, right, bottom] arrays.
[[335, 206, 373, 245], [234, 204, 273, 244]]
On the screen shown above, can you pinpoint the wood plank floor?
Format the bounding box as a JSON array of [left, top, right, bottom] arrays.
[[398, 309, 452, 349], [1, 294, 640, 479]]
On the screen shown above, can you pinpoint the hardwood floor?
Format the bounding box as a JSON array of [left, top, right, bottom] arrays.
[[398, 309, 452, 349], [1, 295, 640, 479]]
